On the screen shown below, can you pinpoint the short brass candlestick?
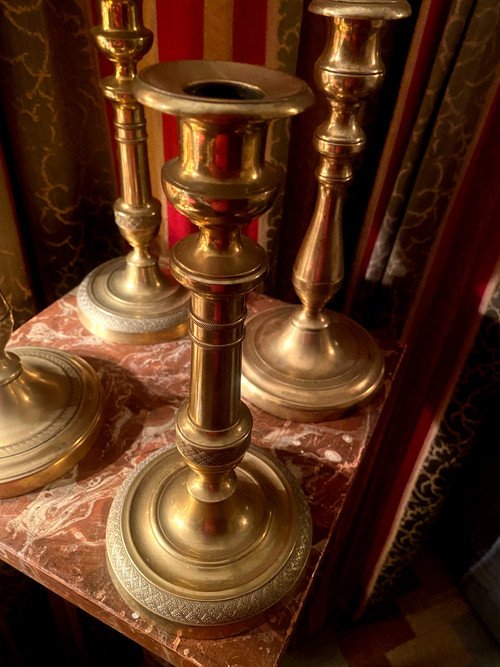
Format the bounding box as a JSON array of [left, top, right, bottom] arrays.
[[241, 0, 411, 422], [106, 61, 314, 637], [77, 0, 189, 344], [0, 290, 102, 497]]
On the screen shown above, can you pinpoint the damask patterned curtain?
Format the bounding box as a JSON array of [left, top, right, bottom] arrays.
[[326, 0, 500, 615], [0, 0, 120, 329], [0, 150, 36, 324]]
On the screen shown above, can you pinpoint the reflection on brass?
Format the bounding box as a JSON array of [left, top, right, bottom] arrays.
[[106, 61, 314, 637], [241, 0, 411, 422], [77, 0, 189, 344], [0, 290, 102, 497]]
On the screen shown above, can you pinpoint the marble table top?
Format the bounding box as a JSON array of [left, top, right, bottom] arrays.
[[1, 291, 402, 667]]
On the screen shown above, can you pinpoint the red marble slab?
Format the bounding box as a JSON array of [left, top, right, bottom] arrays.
[[0, 291, 402, 667]]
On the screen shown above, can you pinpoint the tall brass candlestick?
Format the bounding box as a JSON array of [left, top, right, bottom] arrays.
[[106, 61, 314, 637], [0, 289, 102, 497], [241, 0, 411, 422], [77, 0, 189, 344]]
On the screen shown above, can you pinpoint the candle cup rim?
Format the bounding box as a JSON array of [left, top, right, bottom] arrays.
[[309, 0, 411, 21], [133, 60, 314, 119]]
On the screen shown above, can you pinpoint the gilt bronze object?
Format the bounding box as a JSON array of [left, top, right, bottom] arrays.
[[77, 0, 189, 344], [0, 290, 102, 497], [106, 61, 314, 636], [241, 0, 411, 422]]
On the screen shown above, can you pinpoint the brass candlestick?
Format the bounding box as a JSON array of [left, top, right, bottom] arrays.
[[77, 0, 189, 344], [106, 61, 314, 637], [0, 290, 102, 497], [241, 0, 411, 422]]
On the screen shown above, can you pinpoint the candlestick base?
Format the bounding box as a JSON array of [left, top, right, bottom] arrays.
[[0, 346, 102, 497], [242, 305, 384, 422], [106, 444, 312, 638], [77, 257, 189, 344]]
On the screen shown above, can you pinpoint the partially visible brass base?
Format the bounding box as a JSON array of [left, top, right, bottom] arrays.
[[77, 257, 190, 344], [242, 305, 385, 422], [106, 445, 312, 638], [0, 347, 103, 498]]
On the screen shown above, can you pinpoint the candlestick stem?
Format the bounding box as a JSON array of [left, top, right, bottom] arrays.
[[241, 0, 411, 422]]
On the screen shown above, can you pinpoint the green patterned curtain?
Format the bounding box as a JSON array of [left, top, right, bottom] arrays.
[[364, 0, 500, 600], [0, 150, 35, 324], [0, 0, 119, 328], [351, 0, 500, 339]]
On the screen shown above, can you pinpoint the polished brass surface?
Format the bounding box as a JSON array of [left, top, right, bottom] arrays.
[[0, 291, 102, 497], [241, 0, 411, 422], [77, 0, 189, 344], [107, 445, 311, 637], [106, 60, 314, 635]]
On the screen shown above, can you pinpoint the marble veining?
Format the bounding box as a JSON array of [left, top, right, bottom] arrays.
[[0, 290, 402, 667]]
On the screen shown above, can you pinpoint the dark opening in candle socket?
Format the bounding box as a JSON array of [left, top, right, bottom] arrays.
[[183, 80, 265, 100]]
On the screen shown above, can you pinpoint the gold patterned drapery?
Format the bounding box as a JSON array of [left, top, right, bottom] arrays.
[[322, 0, 500, 617], [0, 0, 120, 328], [0, 150, 35, 324]]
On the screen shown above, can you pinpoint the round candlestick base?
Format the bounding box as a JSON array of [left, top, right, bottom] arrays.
[[106, 445, 312, 638], [77, 257, 190, 345], [241, 305, 385, 422], [0, 346, 103, 498]]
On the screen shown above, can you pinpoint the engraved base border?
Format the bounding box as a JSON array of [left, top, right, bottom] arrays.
[[106, 446, 312, 638], [77, 258, 190, 345]]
